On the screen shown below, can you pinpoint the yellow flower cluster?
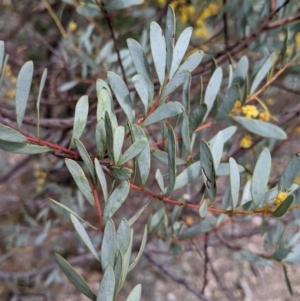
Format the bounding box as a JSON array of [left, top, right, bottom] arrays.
[[34, 163, 47, 193], [194, 3, 219, 39], [68, 21, 77, 32], [259, 111, 271, 121], [185, 216, 193, 226], [274, 191, 288, 206], [4, 64, 17, 100], [155, 1, 219, 39], [239, 134, 252, 148], [241, 105, 259, 119]]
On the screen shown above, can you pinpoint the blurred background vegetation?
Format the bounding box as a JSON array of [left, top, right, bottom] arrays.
[[1, 0, 300, 300]]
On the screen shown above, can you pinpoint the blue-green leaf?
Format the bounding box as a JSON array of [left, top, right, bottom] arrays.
[[229, 157, 240, 210], [167, 126, 176, 194], [181, 113, 190, 153], [70, 95, 89, 149], [58, 81, 78, 92], [161, 71, 189, 101], [126, 284, 142, 301], [114, 252, 124, 298], [0, 41, 4, 71], [150, 22, 166, 87], [250, 52, 277, 94], [215, 84, 239, 121], [16, 61, 34, 129], [127, 39, 153, 98], [104, 0, 143, 11], [50, 198, 97, 230], [189, 104, 207, 135], [107, 72, 135, 122], [65, 159, 95, 206], [165, 5, 175, 74], [97, 88, 112, 122], [152, 149, 186, 166], [216, 163, 245, 176], [178, 50, 204, 74], [96, 119, 106, 160], [251, 148, 271, 206], [109, 166, 132, 181], [169, 27, 193, 79], [55, 253, 97, 300], [240, 250, 273, 266], [101, 218, 115, 271], [131, 125, 150, 186], [200, 140, 217, 202], [114, 126, 125, 165], [96, 79, 112, 98], [155, 169, 164, 191], [119, 138, 147, 165], [279, 154, 300, 191], [97, 266, 115, 301], [232, 55, 248, 86], [210, 131, 224, 169], [76, 5, 100, 17], [103, 181, 130, 223], [142, 102, 184, 127], [75, 139, 96, 183], [272, 195, 294, 217], [0, 124, 27, 142], [128, 200, 150, 226], [105, 112, 114, 164], [182, 74, 191, 113], [36, 68, 47, 138], [116, 219, 131, 257], [169, 242, 182, 255], [172, 161, 201, 191], [179, 219, 214, 239], [232, 116, 287, 140], [204, 67, 222, 120], [70, 214, 99, 261], [0, 140, 51, 154], [199, 201, 208, 218], [94, 158, 108, 202], [128, 226, 147, 272], [131, 74, 149, 114]]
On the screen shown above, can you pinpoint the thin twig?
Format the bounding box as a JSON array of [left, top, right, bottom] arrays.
[[96, 1, 127, 85], [145, 251, 215, 301], [222, 0, 229, 51], [201, 233, 209, 294]]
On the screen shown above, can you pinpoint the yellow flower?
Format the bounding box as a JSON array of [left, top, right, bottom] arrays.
[[179, 5, 195, 23], [295, 32, 300, 47], [230, 100, 242, 115], [68, 21, 77, 32], [193, 24, 210, 39], [156, 0, 166, 6], [6, 89, 15, 98], [274, 191, 288, 206], [5, 64, 12, 77], [199, 3, 219, 20], [294, 125, 300, 133], [185, 216, 193, 226], [240, 134, 252, 148], [241, 105, 259, 119], [259, 111, 271, 121], [10, 76, 17, 84]]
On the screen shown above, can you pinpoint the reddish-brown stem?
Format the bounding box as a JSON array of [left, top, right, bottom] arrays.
[[91, 180, 103, 232], [26, 136, 80, 159]]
